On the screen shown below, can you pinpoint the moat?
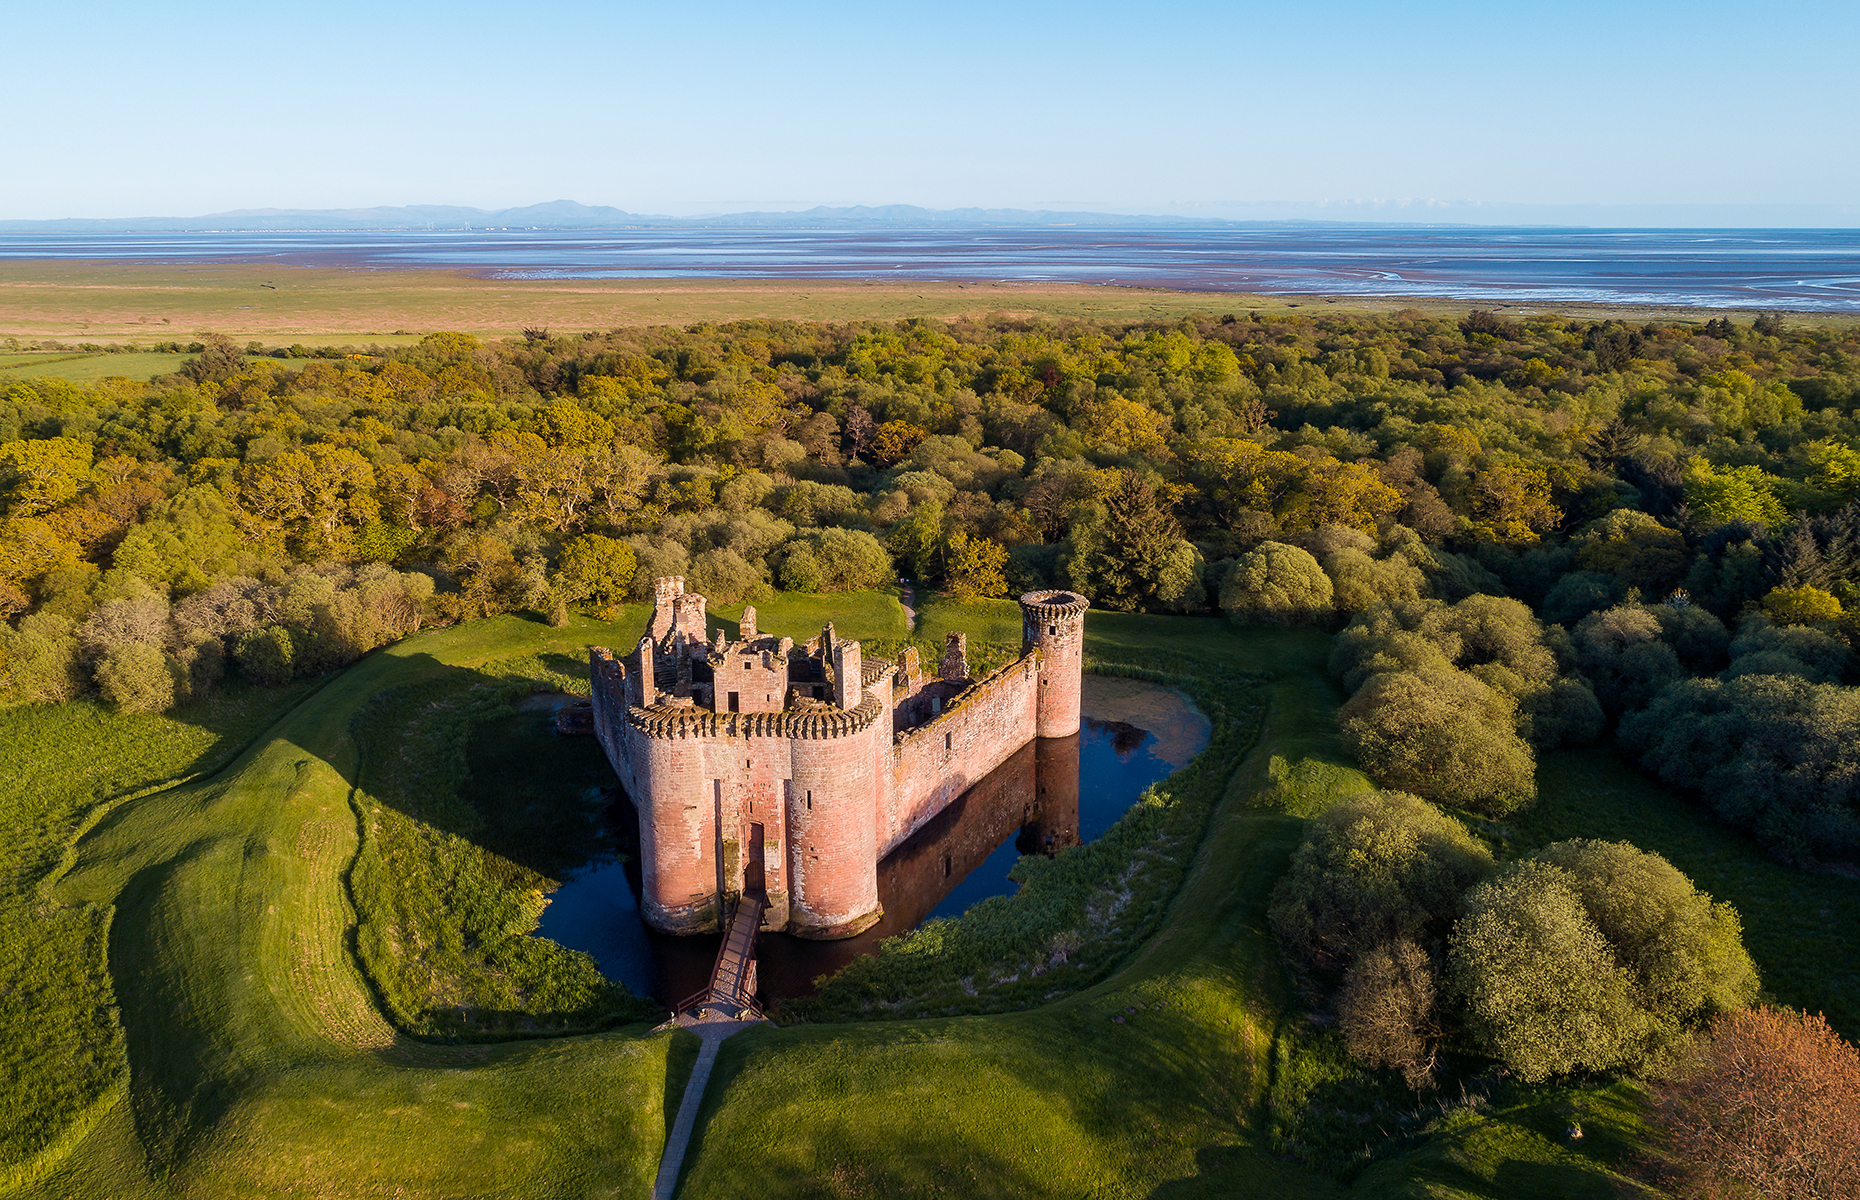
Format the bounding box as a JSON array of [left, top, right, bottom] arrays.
[[522, 674, 1208, 1008]]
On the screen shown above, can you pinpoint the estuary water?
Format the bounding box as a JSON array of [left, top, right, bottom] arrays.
[[533, 674, 1210, 1007], [4, 225, 1858, 310]]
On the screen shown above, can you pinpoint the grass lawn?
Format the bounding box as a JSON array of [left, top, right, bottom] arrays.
[[706, 589, 910, 645], [0, 351, 191, 384], [1, 599, 1703, 1197]]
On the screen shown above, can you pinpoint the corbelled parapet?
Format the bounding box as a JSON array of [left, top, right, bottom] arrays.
[[1018, 589, 1090, 643], [625, 686, 885, 740]]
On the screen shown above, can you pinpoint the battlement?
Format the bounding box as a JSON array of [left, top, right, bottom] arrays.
[[624, 685, 886, 740]]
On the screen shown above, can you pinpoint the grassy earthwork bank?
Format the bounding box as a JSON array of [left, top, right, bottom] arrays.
[[2, 593, 1853, 1197]]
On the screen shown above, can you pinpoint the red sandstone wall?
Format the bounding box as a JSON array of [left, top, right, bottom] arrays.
[[885, 655, 1041, 855], [786, 715, 886, 935]]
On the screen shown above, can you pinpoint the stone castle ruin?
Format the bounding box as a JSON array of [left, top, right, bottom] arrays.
[[588, 578, 1088, 939]]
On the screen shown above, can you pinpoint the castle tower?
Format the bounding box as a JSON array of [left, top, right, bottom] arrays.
[[1020, 590, 1089, 738]]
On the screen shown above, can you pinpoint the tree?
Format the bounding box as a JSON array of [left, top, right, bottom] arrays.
[[1572, 509, 1688, 594], [1269, 790, 1493, 984], [1467, 463, 1560, 544], [233, 625, 294, 685], [1763, 584, 1843, 626], [93, 641, 177, 714], [944, 531, 1008, 601], [1220, 541, 1332, 625], [1066, 471, 1190, 612], [0, 437, 93, 516], [182, 334, 247, 385], [779, 527, 893, 593], [236, 445, 379, 558], [1338, 667, 1537, 815], [1338, 940, 1440, 1087], [1534, 840, 1758, 1031], [1572, 604, 1687, 716], [870, 420, 930, 466], [111, 487, 247, 594], [1622, 672, 1860, 864], [1449, 860, 1650, 1081], [687, 547, 765, 605], [1450, 844, 1758, 1082], [555, 534, 636, 617], [1649, 1007, 1860, 1200], [1685, 459, 1787, 528]]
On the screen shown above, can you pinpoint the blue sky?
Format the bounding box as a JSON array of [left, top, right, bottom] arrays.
[[7, 0, 1858, 223]]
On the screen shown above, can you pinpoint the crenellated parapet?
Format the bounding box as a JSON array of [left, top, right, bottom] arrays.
[[1019, 589, 1090, 637], [624, 685, 886, 740]]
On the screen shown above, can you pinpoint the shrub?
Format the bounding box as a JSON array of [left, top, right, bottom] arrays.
[[93, 641, 177, 713], [234, 625, 295, 686], [1221, 541, 1332, 625], [1338, 668, 1537, 815], [1337, 940, 1439, 1087], [1649, 1007, 1860, 1200], [1450, 843, 1758, 1081], [1269, 790, 1493, 984], [1449, 860, 1650, 1081]]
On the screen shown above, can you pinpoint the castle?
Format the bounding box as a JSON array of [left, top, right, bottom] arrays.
[[588, 578, 1088, 939]]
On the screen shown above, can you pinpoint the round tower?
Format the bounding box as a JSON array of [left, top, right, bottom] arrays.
[[1020, 590, 1089, 739]]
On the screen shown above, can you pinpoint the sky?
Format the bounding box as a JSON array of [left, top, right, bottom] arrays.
[[6, 0, 1859, 224]]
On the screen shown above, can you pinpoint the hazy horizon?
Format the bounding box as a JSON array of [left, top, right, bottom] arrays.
[[6, 199, 1860, 231], [4, 1, 1855, 225]]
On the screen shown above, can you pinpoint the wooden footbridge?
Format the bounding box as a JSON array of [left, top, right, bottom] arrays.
[[654, 892, 768, 1199], [675, 889, 766, 1020]]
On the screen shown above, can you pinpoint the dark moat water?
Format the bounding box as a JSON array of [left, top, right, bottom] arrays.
[[525, 676, 1208, 1006]]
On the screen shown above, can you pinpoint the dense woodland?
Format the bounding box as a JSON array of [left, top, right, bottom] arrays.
[[6, 308, 1860, 1191], [4, 310, 1859, 870]]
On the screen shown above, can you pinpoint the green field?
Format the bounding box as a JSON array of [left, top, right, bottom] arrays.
[[3, 597, 1848, 1197], [0, 352, 192, 384]]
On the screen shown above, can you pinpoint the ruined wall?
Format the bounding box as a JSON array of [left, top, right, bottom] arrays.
[[886, 654, 1042, 855]]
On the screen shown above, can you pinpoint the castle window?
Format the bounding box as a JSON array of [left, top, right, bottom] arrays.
[[806, 790, 813, 810], [944, 732, 952, 752], [743, 661, 752, 670], [943, 854, 952, 877], [1049, 624, 1057, 635], [727, 691, 739, 712]]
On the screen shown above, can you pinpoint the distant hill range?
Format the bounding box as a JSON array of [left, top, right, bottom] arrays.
[[0, 201, 1214, 233]]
